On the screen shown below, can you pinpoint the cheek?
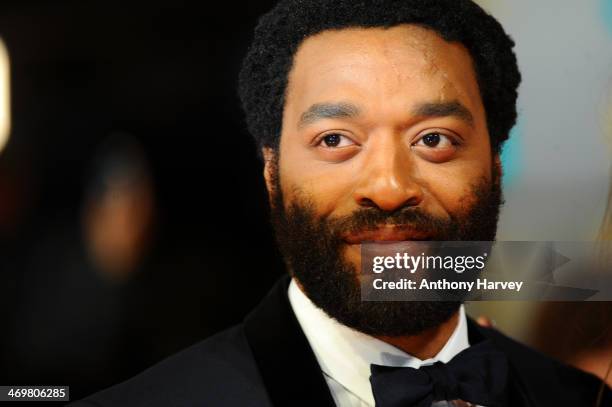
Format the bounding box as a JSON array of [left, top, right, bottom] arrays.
[[420, 159, 491, 216], [278, 139, 356, 216], [426, 131, 493, 216]]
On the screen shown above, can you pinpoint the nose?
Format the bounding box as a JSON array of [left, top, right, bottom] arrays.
[[353, 135, 424, 212]]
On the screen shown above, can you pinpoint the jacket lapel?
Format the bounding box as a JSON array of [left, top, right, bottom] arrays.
[[244, 275, 337, 407], [466, 318, 536, 406], [466, 317, 603, 407]]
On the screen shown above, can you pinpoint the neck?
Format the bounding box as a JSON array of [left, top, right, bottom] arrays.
[[293, 278, 461, 360], [374, 311, 460, 360]]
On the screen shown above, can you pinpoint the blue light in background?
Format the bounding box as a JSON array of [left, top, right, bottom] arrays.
[[603, 0, 612, 36], [501, 120, 523, 187]]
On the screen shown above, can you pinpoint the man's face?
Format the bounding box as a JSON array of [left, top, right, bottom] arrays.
[[265, 25, 502, 336]]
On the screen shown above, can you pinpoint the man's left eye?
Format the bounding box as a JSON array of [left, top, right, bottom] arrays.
[[414, 132, 454, 148]]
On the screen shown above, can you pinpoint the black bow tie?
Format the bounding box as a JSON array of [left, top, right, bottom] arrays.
[[369, 340, 509, 407]]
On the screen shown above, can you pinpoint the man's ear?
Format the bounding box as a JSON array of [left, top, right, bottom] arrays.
[[262, 147, 276, 196]]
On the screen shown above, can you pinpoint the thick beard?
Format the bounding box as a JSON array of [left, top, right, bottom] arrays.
[[269, 158, 503, 337]]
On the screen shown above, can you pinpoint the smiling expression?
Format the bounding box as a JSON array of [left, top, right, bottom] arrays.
[[265, 24, 498, 268]]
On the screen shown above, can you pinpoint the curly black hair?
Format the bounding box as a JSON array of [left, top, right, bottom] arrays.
[[238, 0, 521, 155]]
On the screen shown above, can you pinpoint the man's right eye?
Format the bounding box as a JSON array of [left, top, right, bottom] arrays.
[[318, 133, 355, 148]]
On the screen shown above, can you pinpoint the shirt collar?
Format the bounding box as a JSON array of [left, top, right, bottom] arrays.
[[288, 278, 470, 406]]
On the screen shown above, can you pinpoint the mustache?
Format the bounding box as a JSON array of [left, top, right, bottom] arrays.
[[328, 207, 454, 238]]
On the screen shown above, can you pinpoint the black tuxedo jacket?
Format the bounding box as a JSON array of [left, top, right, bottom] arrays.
[[71, 275, 611, 407]]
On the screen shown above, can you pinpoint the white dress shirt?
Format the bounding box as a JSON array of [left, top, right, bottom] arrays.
[[288, 278, 473, 407]]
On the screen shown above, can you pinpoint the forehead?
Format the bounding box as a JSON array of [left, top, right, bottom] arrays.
[[285, 24, 483, 119]]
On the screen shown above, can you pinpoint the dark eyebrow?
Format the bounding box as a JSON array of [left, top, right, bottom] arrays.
[[412, 101, 475, 128], [298, 102, 361, 128]]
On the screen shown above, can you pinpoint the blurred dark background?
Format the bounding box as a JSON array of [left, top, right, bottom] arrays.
[[0, 0, 284, 401]]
